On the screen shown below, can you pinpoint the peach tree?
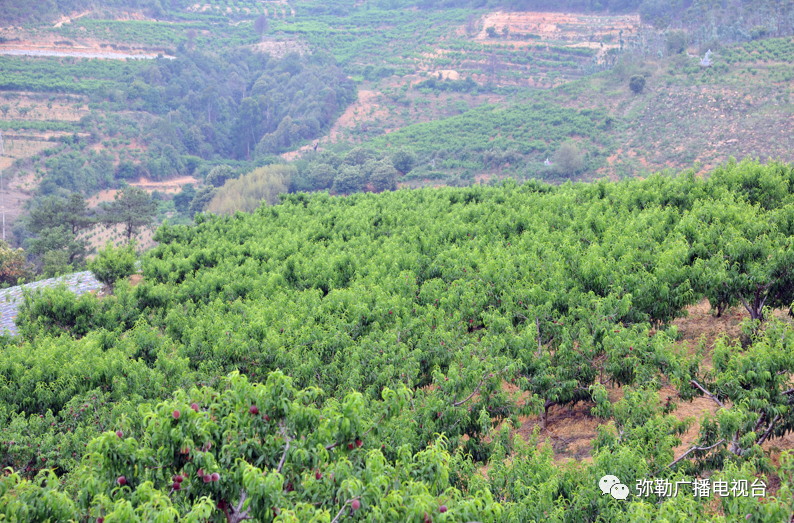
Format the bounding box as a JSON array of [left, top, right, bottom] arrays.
[[74, 370, 501, 522]]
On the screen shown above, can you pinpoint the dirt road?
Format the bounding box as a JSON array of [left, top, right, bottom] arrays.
[[0, 49, 173, 60]]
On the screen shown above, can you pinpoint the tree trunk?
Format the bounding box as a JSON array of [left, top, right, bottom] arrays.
[[539, 400, 554, 429]]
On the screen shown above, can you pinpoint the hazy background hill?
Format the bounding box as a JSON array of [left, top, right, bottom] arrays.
[[0, 0, 792, 274]]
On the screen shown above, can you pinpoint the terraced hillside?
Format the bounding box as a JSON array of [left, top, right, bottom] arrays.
[[0, 0, 792, 261]]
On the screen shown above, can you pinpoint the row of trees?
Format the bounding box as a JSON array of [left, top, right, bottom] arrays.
[[14, 188, 157, 279], [292, 147, 413, 195], [1, 159, 793, 521]]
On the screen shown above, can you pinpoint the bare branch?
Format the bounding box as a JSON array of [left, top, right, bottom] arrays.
[[668, 439, 725, 468], [454, 376, 486, 407], [756, 414, 781, 446], [226, 490, 252, 523], [725, 282, 755, 319], [330, 504, 349, 523], [451, 367, 510, 408], [690, 380, 727, 410], [330, 497, 361, 523], [276, 436, 290, 474], [753, 412, 766, 434], [362, 415, 384, 438]]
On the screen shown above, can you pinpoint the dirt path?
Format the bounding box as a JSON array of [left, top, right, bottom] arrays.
[[281, 90, 387, 160], [53, 10, 92, 28], [0, 49, 173, 60]]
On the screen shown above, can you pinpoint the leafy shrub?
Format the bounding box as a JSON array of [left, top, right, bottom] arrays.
[[667, 30, 687, 54], [553, 142, 584, 176], [630, 74, 646, 93], [205, 165, 237, 188], [89, 241, 137, 294]]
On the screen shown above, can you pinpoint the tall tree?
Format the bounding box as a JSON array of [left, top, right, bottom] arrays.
[[254, 15, 268, 43], [27, 194, 94, 264], [29, 193, 94, 236], [100, 187, 157, 243], [333, 166, 364, 195], [186, 28, 197, 50]]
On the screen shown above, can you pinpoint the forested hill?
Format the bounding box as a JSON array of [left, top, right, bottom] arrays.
[[6, 0, 792, 25]]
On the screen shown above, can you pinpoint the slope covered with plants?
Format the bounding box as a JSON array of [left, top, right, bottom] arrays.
[[2, 159, 794, 521]]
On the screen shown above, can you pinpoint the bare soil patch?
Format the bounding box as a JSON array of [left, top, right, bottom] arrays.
[[251, 38, 308, 58], [475, 11, 641, 44], [511, 299, 794, 467], [0, 25, 175, 58], [53, 10, 92, 28], [0, 94, 91, 122], [131, 175, 199, 194]]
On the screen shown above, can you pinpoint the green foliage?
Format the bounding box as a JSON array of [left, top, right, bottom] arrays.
[[5, 151, 794, 520], [89, 241, 138, 294], [391, 148, 418, 174], [80, 372, 501, 522], [333, 165, 365, 195], [306, 162, 337, 190], [629, 74, 646, 94], [205, 165, 237, 188], [369, 161, 399, 192], [188, 186, 217, 217], [173, 183, 196, 214], [553, 142, 585, 176], [40, 249, 72, 278], [0, 241, 34, 286], [667, 30, 687, 54], [206, 165, 295, 214], [368, 103, 615, 178], [100, 187, 157, 243], [25, 194, 94, 266]]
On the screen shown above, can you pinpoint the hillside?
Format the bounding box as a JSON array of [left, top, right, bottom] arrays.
[[2, 160, 794, 520], [3, 0, 794, 520]]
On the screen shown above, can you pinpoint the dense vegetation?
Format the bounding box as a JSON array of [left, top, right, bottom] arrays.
[[2, 160, 794, 521]]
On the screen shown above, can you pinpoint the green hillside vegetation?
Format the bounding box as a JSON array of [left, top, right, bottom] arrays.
[[2, 160, 794, 521], [0, 48, 355, 223], [367, 102, 615, 180], [206, 164, 295, 215]]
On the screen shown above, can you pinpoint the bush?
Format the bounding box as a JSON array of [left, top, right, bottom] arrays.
[[306, 162, 337, 189], [188, 186, 217, 216], [553, 142, 585, 177], [370, 161, 399, 192], [41, 249, 72, 278], [391, 148, 417, 174], [333, 165, 365, 195], [667, 30, 687, 54], [88, 240, 137, 294], [0, 241, 33, 286], [629, 74, 646, 94], [205, 165, 236, 187]]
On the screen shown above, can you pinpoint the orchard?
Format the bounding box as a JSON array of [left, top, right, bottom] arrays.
[[2, 159, 794, 521]]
